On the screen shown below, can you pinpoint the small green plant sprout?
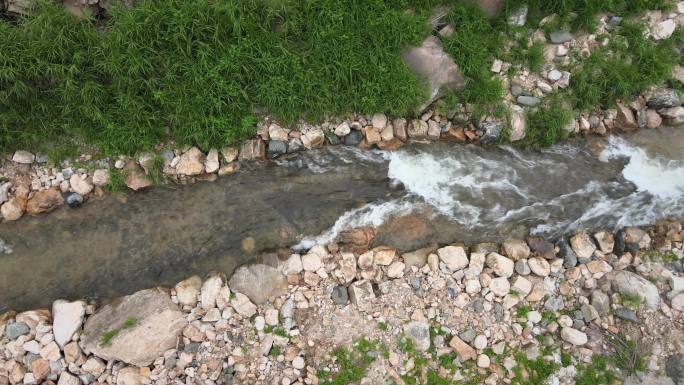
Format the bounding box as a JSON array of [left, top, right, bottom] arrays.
[[122, 317, 138, 329], [100, 329, 119, 347], [619, 292, 643, 310]]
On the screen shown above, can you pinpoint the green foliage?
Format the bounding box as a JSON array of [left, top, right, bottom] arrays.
[[511, 352, 560, 385], [269, 345, 282, 357], [100, 329, 118, 346], [523, 95, 573, 148], [571, 22, 677, 111], [606, 332, 646, 374], [619, 292, 642, 310], [318, 338, 381, 385], [377, 321, 389, 331], [440, 3, 504, 109], [105, 168, 128, 193], [575, 355, 617, 385], [516, 304, 532, 319], [1, 0, 430, 155], [122, 317, 138, 329]]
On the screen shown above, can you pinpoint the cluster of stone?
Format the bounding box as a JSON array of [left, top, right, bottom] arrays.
[[1, 220, 683, 384]]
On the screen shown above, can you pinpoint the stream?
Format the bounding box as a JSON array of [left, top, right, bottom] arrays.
[[1, 127, 683, 311]]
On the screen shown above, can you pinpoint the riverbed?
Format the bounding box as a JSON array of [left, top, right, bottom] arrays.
[[1, 127, 682, 310]]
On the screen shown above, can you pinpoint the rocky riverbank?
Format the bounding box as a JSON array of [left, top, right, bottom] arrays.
[[1, 221, 683, 385]]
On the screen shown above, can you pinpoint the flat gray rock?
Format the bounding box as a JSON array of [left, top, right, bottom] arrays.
[[228, 264, 288, 305], [80, 288, 186, 367]]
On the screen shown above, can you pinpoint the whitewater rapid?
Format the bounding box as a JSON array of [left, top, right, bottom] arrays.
[[295, 132, 684, 249]]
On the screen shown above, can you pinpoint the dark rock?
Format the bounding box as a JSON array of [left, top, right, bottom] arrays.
[[471, 298, 484, 313], [183, 342, 201, 354], [478, 121, 503, 145], [326, 133, 341, 146], [331, 285, 349, 305], [556, 238, 577, 268], [6, 321, 30, 340], [511, 85, 524, 96], [494, 303, 504, 322], [459, 329, 476, 343], [614, 307, 639, 323], [666, 354, 684, 385], [647, 89, 681, 109], [344, 130, 363, 146], [65, 193, 84, 208], [591, 290, 610, 316], [527, 236, 556, 260], [549, 31, 572, 44], [267, 140, 288, 159], [544, 296, 565, 312], [614, 230, 626, 255], [607, 16, 623, 28]]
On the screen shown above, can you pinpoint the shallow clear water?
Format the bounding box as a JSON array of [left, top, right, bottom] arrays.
[[1, 127, 682, 310]]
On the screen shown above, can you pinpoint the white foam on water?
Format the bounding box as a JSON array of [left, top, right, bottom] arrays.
[[599, 136, 684, 199], [293, 199, 416, 251]]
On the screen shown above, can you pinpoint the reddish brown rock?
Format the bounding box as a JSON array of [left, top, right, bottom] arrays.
[[124, 161, 154, 191], [26, 188, 64, 215]]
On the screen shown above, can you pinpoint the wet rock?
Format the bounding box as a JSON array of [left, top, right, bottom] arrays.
[[1, 199, 24, 221], [402, 36, 464, 108], [52, 300, 86, 348], [267, 140, 288, 159], [5, 321, 29, 340], [478, 121, 503, 145], [80, 288, 187, 367], [570, 232, 596, 263], [174, 276, 202, 307], [527, 237, 555, 260], [65, 192, 84, 208], [331, 285, 349, 305], [403, 321, 430, 352], [561, 327, 587, 346], [614, 307, 639, 323], [344, 130, 364, 146], [239, 139, 266, 161], [616, 103, 638, 131], [486, 253, 514, 278], [176, 147, 205, 176], [502, 239, 530, 260], [647, 89, 681, 109], [229, 264, 287, 305], [645, 109, 663, 128], [12, 150, 35, 164], [437, 246, 468, 272], [660, 107, 684, 125], [26, 188, 64, 215], [612, 271, 660, 310], [549, 31, 572, 44], [517, 95, 541, 107], [230, 292, 257, 317]]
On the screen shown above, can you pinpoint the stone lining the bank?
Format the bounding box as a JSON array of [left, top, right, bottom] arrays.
[[1, 221, 683, 384]]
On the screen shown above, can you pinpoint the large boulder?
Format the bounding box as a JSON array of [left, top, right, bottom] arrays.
[[228, 264, 288, 305], [402, 36, 464, 110], [26, 188, 64, 215], [611, 271, 660, 310], [80, 288, 187, 366]]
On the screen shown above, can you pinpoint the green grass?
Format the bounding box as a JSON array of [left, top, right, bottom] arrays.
[[100, 329, 118, 346], [523, 95, 574, 148], [1, 0, 430, 156], [511, 352, 560, 385], [575, 355, 617, 385], [104, 168, 128, 192], [571, 22, 678, 111], [516, 304, 532, 319], [377, 321, 389, 331], [606, 331, 646, 375], [317, 338, 381, 385], [619, 292, 643, 311], [122, 317, 138, 329], [269, 345, 282, 357]]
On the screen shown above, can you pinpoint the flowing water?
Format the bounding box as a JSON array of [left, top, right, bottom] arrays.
[[1, 127, 683, 310]]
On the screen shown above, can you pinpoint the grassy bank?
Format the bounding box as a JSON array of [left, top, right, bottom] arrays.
[[0, 0, 680, 157]]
